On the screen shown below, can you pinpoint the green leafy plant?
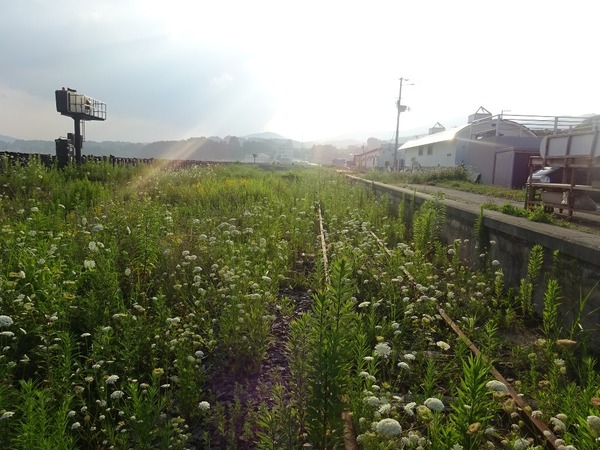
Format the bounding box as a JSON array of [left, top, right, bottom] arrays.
[[446, 355, 496, 450], [12, 380, 74, 450], [412, 197, 446, 255], [518, 244, 544, 317], [542, 278, 562, 339], [303, 259, 357, 449]]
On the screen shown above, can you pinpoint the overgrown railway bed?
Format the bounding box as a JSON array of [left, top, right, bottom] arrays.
[[1, 163, 599, 449]]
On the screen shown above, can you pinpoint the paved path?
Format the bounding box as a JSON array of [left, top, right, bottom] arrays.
[[404, 184, 600, 235]]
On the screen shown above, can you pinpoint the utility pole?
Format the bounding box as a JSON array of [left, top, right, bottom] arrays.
[[393, 77, 409, 171]]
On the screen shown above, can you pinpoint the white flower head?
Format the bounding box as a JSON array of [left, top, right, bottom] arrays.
[[105, 375, 119, 384], [486, 380, 508, 394], [375, 418, 402, 437], [550, 416, 566, 432], [513, 438, 531, 450], [436, 341, 450, 351], [374, 342, 392, 358], [198, 401, 210, 411], [424, 397, 445, 412], [587, 415, 600, 436], [110, 390, 125, 400], [363, 396, 381, 407], [403, 402, 417, 416], [378, 403, 392, 415], [0, 315, 13, 328], [1, 411, 15, 420]]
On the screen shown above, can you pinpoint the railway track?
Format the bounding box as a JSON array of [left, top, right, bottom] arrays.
[[314, 202, 563, 449]]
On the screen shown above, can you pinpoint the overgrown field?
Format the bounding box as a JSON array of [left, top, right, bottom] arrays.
[[0, 159, 599, 449]]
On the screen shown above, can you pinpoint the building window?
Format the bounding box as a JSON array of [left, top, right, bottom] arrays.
[[418, 146, 423, 156], [427, 145, 433, 155]]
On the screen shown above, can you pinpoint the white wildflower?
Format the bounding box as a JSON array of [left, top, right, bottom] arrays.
[[513, 438, 531, 450], [397, 362, 410, 370], [485, 380, 508, 393], [378, 403, 392, 415], [550, 416, 566, 432], [198, 401, 210, 411], [587, 415, 600, 436], [374, 342, 392, 358], [0, 315, 13, 327], [436, 341, 450, 351], [424, 397, 445, 412], [83, 259, 96, 270], [105, 375, 119, 384], [71, 421, 81, 430], [363, 396, 381, 407], [375, 418, 402, 437], [404, 402, 416, 416], [1, 411, 15, 420], [110, 390, 125, 400]]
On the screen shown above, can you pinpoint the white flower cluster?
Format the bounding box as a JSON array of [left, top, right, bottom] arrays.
[[198, 401, 210, 411], [424, 397, 445, 412], [485, 380, 508, 394], [0, 315, 13, 328], [375, 418, 402, 437], [105, 374, 119, 384], [587, 415, 600, 436], [436, 341, 450, 351], [374, 342, 391, 358]]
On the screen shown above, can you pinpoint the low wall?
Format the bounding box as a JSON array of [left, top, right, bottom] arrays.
[[350, 177, 600, 348]]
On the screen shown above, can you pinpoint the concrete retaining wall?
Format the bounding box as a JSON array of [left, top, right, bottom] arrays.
[[350, 176, 600, 348]]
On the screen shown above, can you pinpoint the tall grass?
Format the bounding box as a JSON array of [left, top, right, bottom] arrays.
[[1, 161, 598, 449]]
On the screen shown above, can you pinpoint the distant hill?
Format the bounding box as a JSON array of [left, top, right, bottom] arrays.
[[0, 134, 16, 143], [244, 132, 289, 140]]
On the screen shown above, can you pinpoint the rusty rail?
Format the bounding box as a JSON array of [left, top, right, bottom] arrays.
[[317, 202, 330, 284], [369, 231, 561, 449]]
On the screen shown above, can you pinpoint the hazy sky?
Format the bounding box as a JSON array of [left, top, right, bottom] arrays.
[[1, 0, 598, 143]]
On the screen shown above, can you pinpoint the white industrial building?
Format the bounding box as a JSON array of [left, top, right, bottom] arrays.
[[399, 107, 542, 187], [353, 107, 593, 188]]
